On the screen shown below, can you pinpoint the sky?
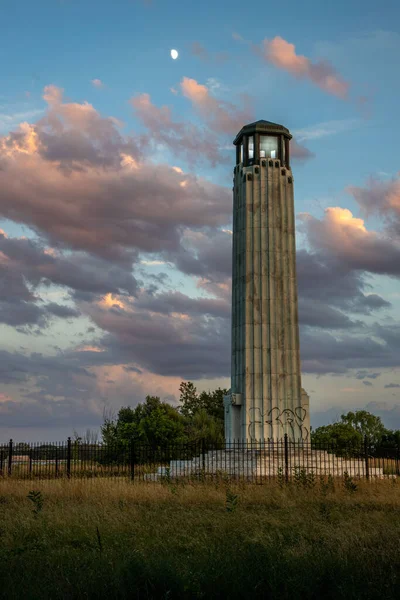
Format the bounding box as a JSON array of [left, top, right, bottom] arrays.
[[1, 0, 400, 442]]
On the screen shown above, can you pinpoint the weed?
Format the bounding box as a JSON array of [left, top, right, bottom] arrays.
[[27, 490, 44, 515], [226, 488, 239, 512], [163, 467, 171, 484], [293, 466, 316, 488], [96, 526, 103, 553], [306, 471, 316, 489], [319, 501, 331, 521], [343, 472, 358, 493], [319, 475, 330, 495], [277, 466, 285, 488]]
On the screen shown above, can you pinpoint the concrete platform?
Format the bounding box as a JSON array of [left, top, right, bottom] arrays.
[[144, 449, 387, 480]]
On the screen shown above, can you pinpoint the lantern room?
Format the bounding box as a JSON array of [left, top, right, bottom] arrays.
[[233, 119, 292, 168]]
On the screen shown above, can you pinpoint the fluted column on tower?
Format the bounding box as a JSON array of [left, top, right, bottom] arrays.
[[224, 120, 310, 443]]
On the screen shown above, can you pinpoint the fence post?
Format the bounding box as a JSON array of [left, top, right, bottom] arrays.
[[7, 439, 13, 476], [29, 446, 33, 474], [202, 438, 206, 472], [364, 435, 370, 480], [284, 433, 289, 483], [130, 439, 135, 482], [66, 437, 71, 479], [397, 443, 400, 477], [55, 444, 59, 477]]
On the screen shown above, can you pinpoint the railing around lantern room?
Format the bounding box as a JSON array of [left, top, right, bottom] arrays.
[[236, 133, 290, 169]]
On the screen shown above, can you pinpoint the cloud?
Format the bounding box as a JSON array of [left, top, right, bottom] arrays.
[[0, 347, 184, 429], [384, 383, 400, 389], [0, 108, 44, 134], [347, 175, 400, 238], [298, 207, 400, 277], [300, 328, 396, 375], [312, 401, 400, 431], [130, 92, 229, 167], [290, 138, 315, 161], [292, 118, 360, 142], [74, 294, 230, 379], [46, 231, 396, 382], [180, 77, 253, 135], [2, 86, 144, 171], [296, 249, 390, 316], [205, 78, 229, 94], [0, 87, 232, 266], [258, 36, 350, 98], [355, 371, 381, 380], [133, 78, 313, 163], [1, 82, 400, 424], [190, 42, 229, 64], [44, 302, 81, 318], [298, 297, 364, 330], [363, 402, 400, 430], [362, 380, 373, 386], [168, 228, 232, 281], [91, 79, 105, 88], [0, 234, 86, 328], [134, 289, 230, 319], [0, 229, 139, 300]]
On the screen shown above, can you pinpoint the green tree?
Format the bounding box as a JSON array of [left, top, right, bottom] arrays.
[[379, 429, 400, 449], [311, 422, 363, 454], [340, 410, 387, 447], [185, 409, 224, 448], [179, 381, 228, 421], [178, 381, 199, 418], [101, 396, 187, 448], [311, 410, 394, 455]]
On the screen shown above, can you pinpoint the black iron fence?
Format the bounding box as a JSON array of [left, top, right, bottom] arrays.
[[1, 436, 399, 482]]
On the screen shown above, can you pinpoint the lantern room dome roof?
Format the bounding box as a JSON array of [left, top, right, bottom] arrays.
[[233, 120, 292, 145]]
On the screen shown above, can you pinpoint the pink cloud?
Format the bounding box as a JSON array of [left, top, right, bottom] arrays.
[[0, 86, 231, 264], [347, 175, 400, 238], [298, 206, 400, 275], [180, 76, 253, 135], [290, 138, 315, 161], [347, 176, 400, 219], [260, 36, 350, 99], [76, 292, 230, 379], [177, 76, 312, 160], [130, 92, 228, 167]]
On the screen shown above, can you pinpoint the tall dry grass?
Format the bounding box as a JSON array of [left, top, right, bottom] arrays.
[[0, 477, 399, 599]]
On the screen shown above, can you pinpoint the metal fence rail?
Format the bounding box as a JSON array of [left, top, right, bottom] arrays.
[[0, 436, 399, 482]]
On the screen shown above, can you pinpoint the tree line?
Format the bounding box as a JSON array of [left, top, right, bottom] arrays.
[[101, 382, 228, 449], [4, 382, 399, 456], [101, 381, 400, 451]]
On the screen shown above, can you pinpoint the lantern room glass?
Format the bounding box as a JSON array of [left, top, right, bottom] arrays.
[[260, 135, 278, 159], [248, 136, 254, 160]]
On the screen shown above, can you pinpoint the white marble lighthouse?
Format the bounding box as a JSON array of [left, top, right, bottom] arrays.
[[224, 120, 310, 443]]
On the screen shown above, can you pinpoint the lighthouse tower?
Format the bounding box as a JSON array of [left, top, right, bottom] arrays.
[[224, 120, 310, 443]]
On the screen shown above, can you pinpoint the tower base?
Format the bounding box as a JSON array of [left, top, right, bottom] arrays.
[[224, 389, 310, 444]]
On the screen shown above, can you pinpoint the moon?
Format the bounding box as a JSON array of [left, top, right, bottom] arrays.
[[170, 49, 178, 60]]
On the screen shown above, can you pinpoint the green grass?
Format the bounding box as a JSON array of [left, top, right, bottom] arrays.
[[0, 477, 399, 599]]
